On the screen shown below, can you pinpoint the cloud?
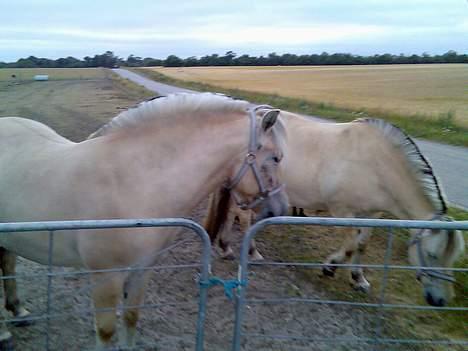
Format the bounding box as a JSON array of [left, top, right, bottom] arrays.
[[0, 0, 466, 61]]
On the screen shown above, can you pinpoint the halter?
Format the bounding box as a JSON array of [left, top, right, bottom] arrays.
[[408, 214, 456, 283], [225, 105, 284, 210]]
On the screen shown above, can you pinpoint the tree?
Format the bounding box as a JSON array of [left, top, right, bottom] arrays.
[[183, 56, 199, 67], [143, 57, 163, 66], [126, 55, 143, 67], [164, 55, 183, 67]]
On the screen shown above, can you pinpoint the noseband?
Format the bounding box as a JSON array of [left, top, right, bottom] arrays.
[[409, 214, 456, 283], [225, 105, 284, 210]]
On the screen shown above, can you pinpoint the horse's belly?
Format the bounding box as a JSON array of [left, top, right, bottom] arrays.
[[0, 232, 83, 267]]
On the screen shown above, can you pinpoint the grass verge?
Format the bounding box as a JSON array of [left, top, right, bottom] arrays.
[[132, 68, 468, 147], [107, 69, 155, 100]]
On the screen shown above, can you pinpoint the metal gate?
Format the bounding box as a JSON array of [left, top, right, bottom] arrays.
[[0, 217, 467, 350], [232, 216, 468, 351], [0, 218, 212, 351]]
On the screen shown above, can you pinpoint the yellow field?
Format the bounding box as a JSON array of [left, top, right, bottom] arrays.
[[146, 64, 468, 127], [0, 68, 107, 81]]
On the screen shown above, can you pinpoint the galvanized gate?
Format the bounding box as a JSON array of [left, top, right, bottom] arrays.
[[0, 218, 212, 351], [0, 217, 467, 350], [232, 216, 468, 351]]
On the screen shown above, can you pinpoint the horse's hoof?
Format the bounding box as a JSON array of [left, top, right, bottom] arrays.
[[351, 281, 371, 294], [219, 246, 236, 260], [322, 266, 336, 277], [11, 308, 33, 327], [221, 253, 236, 261], [10, 319, 33, 328], [249, 250, 264, 261], [0, 332, 14, 351]]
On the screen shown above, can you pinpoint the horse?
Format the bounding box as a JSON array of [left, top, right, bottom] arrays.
[[204, 111, 465, 307], [0, 93, 289, 349]]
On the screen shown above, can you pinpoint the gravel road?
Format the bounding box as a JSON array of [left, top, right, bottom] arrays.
[[113, 68, 468, 210]]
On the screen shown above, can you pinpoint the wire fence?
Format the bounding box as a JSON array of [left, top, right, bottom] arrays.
[[0, 217, 466, 350]]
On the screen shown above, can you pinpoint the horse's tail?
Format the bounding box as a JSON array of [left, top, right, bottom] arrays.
[[203, 187, 232, 244]]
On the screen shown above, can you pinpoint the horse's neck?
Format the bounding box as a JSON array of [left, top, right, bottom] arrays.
[[90, 117, 248, 216]]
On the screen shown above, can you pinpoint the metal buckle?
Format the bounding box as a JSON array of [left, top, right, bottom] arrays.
[[246, 153, 256, 164]]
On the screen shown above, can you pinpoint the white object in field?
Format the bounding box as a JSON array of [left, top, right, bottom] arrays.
[[34, 75, 49, 81]]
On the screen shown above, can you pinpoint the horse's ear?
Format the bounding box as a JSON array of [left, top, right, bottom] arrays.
[[261, 110, 280, 131]]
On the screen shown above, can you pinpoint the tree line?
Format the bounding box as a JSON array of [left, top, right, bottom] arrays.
[[1, 50, 466, 69]]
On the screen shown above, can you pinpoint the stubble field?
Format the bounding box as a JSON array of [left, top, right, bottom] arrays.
[[145, 64, 468, 128]]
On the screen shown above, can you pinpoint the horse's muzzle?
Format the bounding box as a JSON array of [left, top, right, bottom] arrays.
[[257, 190, 289, 220], [424, 290, 446, 307]]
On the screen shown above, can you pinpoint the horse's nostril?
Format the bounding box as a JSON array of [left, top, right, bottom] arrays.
[[425, 292, 445, 307], [267, 211, 275, 217], [425, 292, 435, 306]]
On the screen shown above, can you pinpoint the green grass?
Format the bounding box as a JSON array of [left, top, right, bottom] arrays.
[[132, 68, 468, 147], [0, 68, 107, 81]]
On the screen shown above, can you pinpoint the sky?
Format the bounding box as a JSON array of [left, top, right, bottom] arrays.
[[0, 0, 467, 62]]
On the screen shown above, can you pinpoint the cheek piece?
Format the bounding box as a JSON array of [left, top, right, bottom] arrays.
[[224, 105, 284, 210], [408, 214, 456, 283]]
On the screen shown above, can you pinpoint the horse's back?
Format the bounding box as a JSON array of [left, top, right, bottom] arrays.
[[0, 116, 71, 146], [283, 113, 414, 214]]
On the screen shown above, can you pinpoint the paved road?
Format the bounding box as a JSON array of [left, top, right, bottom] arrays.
[[114, 68, 196, 95], [113, 68, 468, 210]]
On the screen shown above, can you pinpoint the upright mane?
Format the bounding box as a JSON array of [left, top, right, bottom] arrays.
[[354, 118, 447, 214], [88, 93, 250, 138]]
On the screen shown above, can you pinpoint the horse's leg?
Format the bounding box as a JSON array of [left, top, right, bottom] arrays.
[[0, 319, 13, 351], [203, 188, 233, 259], [292, 207, 307, 217], [323, 226, 359, 277], [91, 273, 124, 350], [348, 227, 372, 292], [241, 211, 264, 261], [0, 248, 31, 326], [292, 206, 298, 216], [120, 272, 150, 347], [0, 248, 14, 350], [218, 208, 236, 260]]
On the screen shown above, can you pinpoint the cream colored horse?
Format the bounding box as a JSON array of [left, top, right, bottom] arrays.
[[205, 111, 465, 307], [0, 93, 288, 349]]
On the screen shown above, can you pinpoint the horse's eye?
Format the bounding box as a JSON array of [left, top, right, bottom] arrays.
[[273, 156, 280, 163]]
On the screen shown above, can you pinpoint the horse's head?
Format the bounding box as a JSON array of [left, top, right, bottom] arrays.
[[226, 106, 288, 220], [408, 221, 465, 306]]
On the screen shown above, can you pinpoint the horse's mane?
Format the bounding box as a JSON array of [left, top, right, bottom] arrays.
[[88, 93, 250, 139], [354, 118, 447, 214]]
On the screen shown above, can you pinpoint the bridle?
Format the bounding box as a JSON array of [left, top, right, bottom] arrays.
[[224, 105, 284, 210], [408, 214, 456, 283]]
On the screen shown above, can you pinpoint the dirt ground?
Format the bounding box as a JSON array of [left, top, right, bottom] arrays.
[[6, 212, 464, 351], [0, 71, 151, 141], [0, 72, 464, 350]]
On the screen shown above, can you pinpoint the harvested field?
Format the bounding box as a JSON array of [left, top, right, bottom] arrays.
[[145, 64, 468, 127]]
